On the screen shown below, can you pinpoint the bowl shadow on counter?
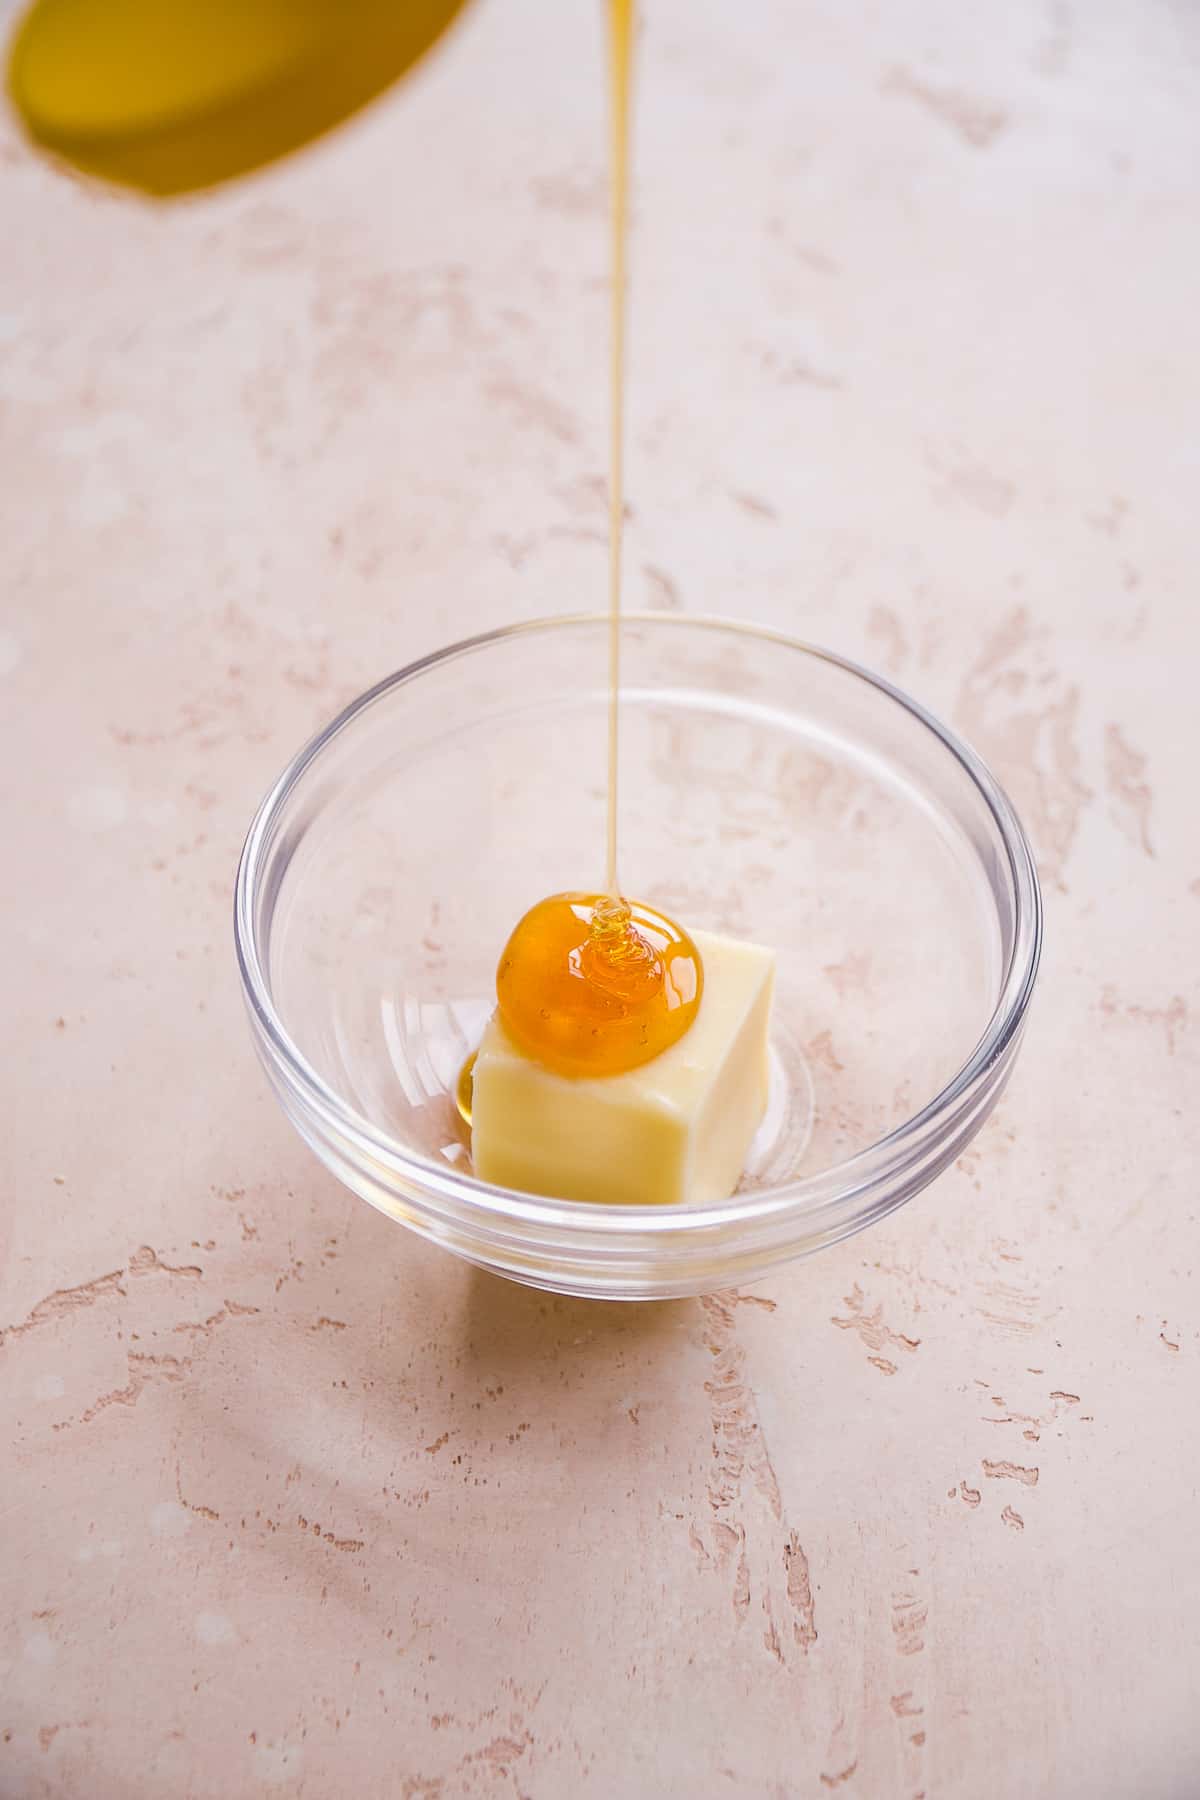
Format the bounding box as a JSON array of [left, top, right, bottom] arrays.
[[349, 1227, 710, 1473], [456, 1261, 688, 1369], [167, 1229, 712, 1607]]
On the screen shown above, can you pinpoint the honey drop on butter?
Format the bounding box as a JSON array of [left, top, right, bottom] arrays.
[[495, 893, 703, 1079]]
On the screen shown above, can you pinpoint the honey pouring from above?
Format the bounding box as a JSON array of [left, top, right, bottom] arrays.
[[460, 0, 778, 1207]]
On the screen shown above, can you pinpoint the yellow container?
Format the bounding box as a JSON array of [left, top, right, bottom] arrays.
[[7, 0, 470, 194]]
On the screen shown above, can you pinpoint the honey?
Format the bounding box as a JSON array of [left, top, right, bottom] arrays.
[[484, 0, 703, 1083], [455, 1051, 477, 1127], [604, 0, 633, 904], [495, 894, 703, 1078]]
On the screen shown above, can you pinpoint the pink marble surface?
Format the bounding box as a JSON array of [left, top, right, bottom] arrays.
[[2, 0, 1197, 1794]]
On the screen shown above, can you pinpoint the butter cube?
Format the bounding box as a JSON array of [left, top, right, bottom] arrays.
[[470, 929, 774, 1206]]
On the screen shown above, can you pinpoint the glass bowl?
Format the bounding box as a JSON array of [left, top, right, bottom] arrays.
[[235, 614, 1041, 1300]]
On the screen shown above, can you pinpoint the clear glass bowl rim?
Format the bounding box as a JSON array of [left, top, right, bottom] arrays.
[[234, 611, 1042, 1242]]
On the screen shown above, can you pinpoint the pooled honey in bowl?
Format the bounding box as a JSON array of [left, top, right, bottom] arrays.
[[496, 894, 703, 1078]]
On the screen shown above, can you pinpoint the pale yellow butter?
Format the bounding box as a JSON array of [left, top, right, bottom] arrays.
[[470, 929, 774, 1206]]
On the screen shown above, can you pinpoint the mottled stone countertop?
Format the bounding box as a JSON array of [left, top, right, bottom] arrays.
[[2, 0, 1196, 1794]]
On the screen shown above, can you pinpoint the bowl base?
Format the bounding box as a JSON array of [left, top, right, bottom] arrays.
[[739, 1023, 816, 1195]]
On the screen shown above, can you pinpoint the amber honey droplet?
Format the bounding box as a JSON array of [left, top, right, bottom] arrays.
[[495, 893, 703, 1078], [454, 1051, 477, 1127]]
